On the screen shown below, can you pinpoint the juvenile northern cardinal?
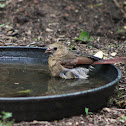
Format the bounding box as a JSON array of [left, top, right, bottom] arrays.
[[45, 42, 126, 79]]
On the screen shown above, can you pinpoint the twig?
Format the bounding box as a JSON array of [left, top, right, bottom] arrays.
[[113, 0, 126, 19]]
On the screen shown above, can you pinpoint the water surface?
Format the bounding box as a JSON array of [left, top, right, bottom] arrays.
[[0, 64, 110, 97]]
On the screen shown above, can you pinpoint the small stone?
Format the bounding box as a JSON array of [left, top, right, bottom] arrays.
[[94, 51, 103, 59], [66, 122, 72, 125], [14, 83, 19, 85], [111, 52, 117, 56], [30, 42, 37, 45], [46, 28, 53, 32], [102, 107, 111, 112], [123, 26, 126, 29]]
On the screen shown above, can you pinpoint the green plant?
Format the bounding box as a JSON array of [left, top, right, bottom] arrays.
[[70, 44, 75, 51], [71, 30, 93, 50], [116, 85, 121, 97], [17, 89, 31, 94], [0, 111, 14, 126], [117, 27, 124, 33], [121, 116, 126, 120], [85, 107, 93, 115], [0, 0, 9, 8], [0, 22, 10, 27], [76, 30, 91, 42], [0, 4, 6, 8], [107, 44, 116, 48]]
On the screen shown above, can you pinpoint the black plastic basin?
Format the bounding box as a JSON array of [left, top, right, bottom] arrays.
[[0, 46, 121, 122]]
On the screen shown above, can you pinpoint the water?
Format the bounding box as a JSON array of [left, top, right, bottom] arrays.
[[0, 64, 110, 97]]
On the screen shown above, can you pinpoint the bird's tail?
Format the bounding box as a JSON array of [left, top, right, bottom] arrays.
[[93, 57, 126, 65]]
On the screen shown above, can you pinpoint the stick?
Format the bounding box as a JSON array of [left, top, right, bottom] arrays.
[[113, 0, 126, 19]]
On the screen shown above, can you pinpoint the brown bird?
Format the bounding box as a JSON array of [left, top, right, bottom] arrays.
[[45, 42, 126, 79]]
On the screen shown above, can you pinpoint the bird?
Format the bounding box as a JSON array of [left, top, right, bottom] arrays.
[[45, 42, 126, 79]]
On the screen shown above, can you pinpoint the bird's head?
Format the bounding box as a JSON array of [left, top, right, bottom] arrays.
[[45, 42, 69, 57]]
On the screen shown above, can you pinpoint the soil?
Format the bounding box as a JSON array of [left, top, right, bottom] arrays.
[[0, 0, 126, 125]]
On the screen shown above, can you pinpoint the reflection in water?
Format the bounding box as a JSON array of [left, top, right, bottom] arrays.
[[0, 64, 109, 97]]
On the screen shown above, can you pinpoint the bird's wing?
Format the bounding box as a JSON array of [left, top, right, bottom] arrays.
[[61, 56, 95, 68]]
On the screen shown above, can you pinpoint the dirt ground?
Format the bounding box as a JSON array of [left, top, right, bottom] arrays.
[[0, 0, 126, 125]]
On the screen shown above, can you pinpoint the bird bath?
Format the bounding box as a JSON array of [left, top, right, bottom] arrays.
[[0, 46, 121, 122]]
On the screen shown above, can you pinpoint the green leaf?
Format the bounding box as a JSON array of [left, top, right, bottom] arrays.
[[0, 24, 5, 27], [116, 85, 121, 97], [117, 27, 124, 33], [0, 22, 10, 27], [4, 120, 14, 126], [121, 116, 126, 120], [70, 44, 75, 51], [85, 107, 93, 115], [85, 107, 89, 115], [2, 112, 12, 120], [0, 4, 6, 8], [76, 30, 90, 42], [0, 112, 14, 126], [17, 89, 31, 94]]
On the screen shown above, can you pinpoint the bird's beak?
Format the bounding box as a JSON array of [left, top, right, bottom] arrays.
[[45, 48, 52, 53]]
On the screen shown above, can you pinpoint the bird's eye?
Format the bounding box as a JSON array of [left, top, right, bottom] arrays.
[[54, 47, 57, 51]]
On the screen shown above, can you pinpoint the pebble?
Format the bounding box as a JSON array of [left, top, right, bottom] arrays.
[[94, 51, 103, 58], [111, 52, 117, 56]]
